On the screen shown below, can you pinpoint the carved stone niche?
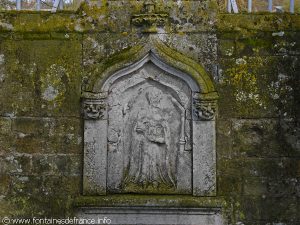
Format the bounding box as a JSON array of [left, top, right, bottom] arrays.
[[82, 38, 218, 197]]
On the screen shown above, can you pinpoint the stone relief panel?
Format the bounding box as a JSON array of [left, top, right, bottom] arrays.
[[82, 51, 217, 196], [107, 62, 192, 194]]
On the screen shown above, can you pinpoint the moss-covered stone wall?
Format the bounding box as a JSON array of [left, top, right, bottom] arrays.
[[0, 1, 299, 224], [217, 13, 300, 224]]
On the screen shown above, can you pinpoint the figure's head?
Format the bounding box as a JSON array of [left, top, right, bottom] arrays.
[[146, 89, 163, 107]]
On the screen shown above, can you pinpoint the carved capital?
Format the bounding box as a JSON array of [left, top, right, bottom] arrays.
[[131, 0, 168, 33], [193, 99, 217, 121], [83, 98, 107, 120]]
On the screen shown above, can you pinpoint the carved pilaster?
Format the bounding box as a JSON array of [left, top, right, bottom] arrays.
[[193, 98, 217, 121], [82, 94, 107, 120]]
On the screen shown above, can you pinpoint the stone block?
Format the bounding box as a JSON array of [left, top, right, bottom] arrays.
[[12, 117, 82, 154], [218, 54, 298, 118], [106, 1, 132, 33], [13, 118, 50, 154], [217, 14, 293, 32], [44, 118, 82, 154], [0, 117, 11, 135], [0, 174, 10, 196], [234, 32, 300, 57], [243, 177, 268, 196], [259, 196, 299, 221], [243, 158, 300, 178], [0, 155, 32, 175], [76, 207, 224, 225], [83, 33, 141, 72], [51, 155, 81, 176], [168, 0, 217, 33], [217, 175, 242, 196], [32, 155, 54, 175], [193, 120, 216, 196], [218, 159, 244, 176], [9, 175, 43, 196], [165, 33, 218, 77], [0, 39, 82, 117], [279, 119, 300, 156], [83, 120, 107, 195], [266, 178, 299, 198], [42, 175, 81, 196], [239, 196, 261, 220], [218, 39, 235, 57], [231, 119, 285, 157], [32, 155, 81, 176], [0, 117, 13, 154], [216, 119, 234, 159]]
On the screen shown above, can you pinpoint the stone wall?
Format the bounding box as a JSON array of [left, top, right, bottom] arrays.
[[217, 14, 300, 224], [0, 1, 299, 224]]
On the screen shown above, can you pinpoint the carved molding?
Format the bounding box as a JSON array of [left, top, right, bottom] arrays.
[[193, 99, 217, 121], [82, 98, 107, 120], [82, 91, 107, 99], [131, 0, 168, 33], [85, 35, 218, 97]]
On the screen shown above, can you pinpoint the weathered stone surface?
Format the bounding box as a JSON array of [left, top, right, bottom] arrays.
[[83, 120, 107, 195], [216, 119, 235, 159], [231, 119, 288, 157], [77, 207, 224, 225], [0, 39, 82, 117], [0, 3, 299, 225], [106, 62, 193, 194], [32, 155, 81, 176], [12, 117, 82, 154], [0, 117, 13, 155], [82, 33, 218, 196], [217, 175, 242, 196], [193, 120, 216, 196], [165, 33, 218, 77]]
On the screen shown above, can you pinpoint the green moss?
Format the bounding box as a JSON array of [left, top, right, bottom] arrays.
[[0, 3, 299, 224], [74, 195, 225, 208], [85, 35, 218, 101], [121, 182, 179, 195], [219, 53, 283, 117], [217, 14, 299, 32]]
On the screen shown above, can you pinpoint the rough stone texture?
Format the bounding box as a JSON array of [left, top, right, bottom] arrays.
[[77, 207, 223, 225], [217, 13, 300, 222], [0, 1, 299, 225], [83, 120, 107, 195], [83, 55, 217, 196], [106, 62, 193, 194], [193, 120, 216, 196]]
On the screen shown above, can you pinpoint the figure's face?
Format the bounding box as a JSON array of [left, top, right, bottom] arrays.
[[147, 90, 163, 107], [135, 117, 148, 134]]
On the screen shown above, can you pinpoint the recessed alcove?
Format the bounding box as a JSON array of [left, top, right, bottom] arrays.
[[78, 36, 222, 224]]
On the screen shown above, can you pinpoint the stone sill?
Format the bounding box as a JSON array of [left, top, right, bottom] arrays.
[[73, 195, 226, 208]]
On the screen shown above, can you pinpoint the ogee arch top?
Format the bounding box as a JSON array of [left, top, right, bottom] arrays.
[[84, 35, 218, 100]]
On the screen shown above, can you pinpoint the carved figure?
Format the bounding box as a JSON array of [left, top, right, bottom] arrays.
[[124, 89, 177, 188]]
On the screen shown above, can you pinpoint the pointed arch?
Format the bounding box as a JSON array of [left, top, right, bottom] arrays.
[[83, 35, 218, 100]]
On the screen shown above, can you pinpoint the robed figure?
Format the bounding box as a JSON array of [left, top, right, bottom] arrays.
[[123, 88, 178, 189]]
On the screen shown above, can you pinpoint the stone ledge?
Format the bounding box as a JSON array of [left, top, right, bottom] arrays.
[[73, 195, 225, 208], [75, 206, 224, 225]]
